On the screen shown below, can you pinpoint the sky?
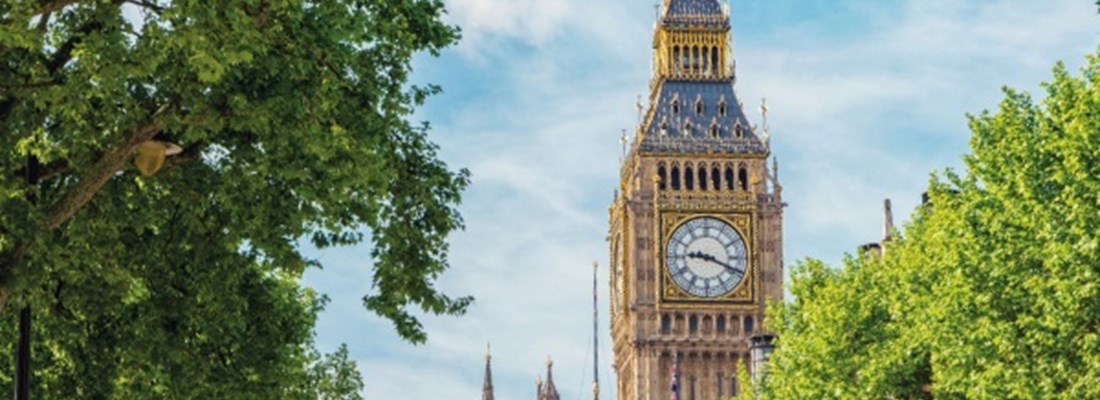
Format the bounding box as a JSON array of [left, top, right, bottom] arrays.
[[301, 1, 1100, 399]]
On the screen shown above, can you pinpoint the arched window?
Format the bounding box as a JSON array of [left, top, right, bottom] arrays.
[[689, 315, 698, 334], [711, 47, 720, 76], [658, 165, 667, 190], [695, 100, 704, 115], [661, 314, 671, 334], [692, 46, 701, 73], [684, 166, 694, 190], [683, 122, 692, 137], [719, 102, 728, 117], [734, 123, 743, 138], [739, 167, 748, 191], [702, 315, 713, 334], [725, 167, 735, 190], [673, 46, 681, 73], [671, 166, 681, 190], [698, 168, 707, 190], [743, 316, 754, 333], [660, 121, 669, 135], [716, 316, 726, 333], [711, 167, 721, 189], [681, 47, 690, 72], [672, 100, 681, 115], [709, 124, 719, 138]]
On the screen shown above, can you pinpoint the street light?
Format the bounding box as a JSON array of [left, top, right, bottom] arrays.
[[14, 139, 182, 400], [134, 140, 184, 176]]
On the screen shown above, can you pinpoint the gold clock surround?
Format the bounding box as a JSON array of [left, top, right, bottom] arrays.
[[657, 212, 756, 307]]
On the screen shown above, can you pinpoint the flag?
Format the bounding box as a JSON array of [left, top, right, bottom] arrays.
[[670, 354, 681, 400]]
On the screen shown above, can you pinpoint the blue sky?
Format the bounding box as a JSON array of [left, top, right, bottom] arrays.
[[301, 1, 1099, 398]]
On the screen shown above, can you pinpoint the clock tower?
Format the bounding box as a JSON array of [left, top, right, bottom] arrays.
[[608, 1, 783, 399]]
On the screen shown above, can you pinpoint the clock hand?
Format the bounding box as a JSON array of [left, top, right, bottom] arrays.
[[687, 251, 743, 276]]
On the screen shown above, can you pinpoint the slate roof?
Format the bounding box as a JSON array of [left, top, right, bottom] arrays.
[[639, 79, 767, 155], [662, 0, 728, 28]]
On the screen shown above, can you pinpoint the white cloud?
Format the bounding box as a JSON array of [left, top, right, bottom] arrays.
[[444, 0, 575, 51]]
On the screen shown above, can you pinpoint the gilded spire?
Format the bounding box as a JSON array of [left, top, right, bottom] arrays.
[[539, 356, 560, 400], [482, 343, 494, 400]]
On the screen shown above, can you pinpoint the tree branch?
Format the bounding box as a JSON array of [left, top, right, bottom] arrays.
[[11, 159, 72, 184], [123, 0, 164, 14], [162, 143, 204, 170], [44, 110, 167, 230], [32, 0, 86, 16]]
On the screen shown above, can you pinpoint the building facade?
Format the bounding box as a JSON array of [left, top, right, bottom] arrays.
[[608, 1, 784, 399]]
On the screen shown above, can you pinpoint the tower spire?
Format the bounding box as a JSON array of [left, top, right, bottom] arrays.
[[482, 343, 494, 400], [539, 356, 560, 400]]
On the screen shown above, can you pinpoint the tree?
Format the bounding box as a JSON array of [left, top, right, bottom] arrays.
[[0, 0, 470, 395], [754, 50, 1100, 399]]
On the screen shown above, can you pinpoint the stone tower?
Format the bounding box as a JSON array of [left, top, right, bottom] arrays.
[[607, 1, 784, 399]]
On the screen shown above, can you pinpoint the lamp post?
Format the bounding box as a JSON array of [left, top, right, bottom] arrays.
[[15, 153, 40, 400], [14, 306, 30, 400], [13, 139, 181, 400]]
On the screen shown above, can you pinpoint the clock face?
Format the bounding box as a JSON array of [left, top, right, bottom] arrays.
[[665, 217, 748, 298]]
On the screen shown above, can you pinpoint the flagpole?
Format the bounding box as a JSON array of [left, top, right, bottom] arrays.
[[592, 261, 600, 400]]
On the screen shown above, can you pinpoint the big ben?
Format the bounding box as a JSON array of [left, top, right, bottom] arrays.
[[608, 1, 783, 399]]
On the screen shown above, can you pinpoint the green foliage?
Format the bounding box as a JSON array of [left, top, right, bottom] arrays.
[[758, 50, 1100, 399], [730, 358, 754, 400], [0, 0, 469, 395]]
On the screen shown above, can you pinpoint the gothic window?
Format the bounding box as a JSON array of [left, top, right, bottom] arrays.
[[711, 47, 720, 76], [716, 316, 726, 333], [661, 314, 671, 334], [711, 167, 721, 189], [709, 124, 719, 138], [719, 101, 728, 117], [695, 100, 704, 115], [683, 122, 692, 137], [672, 100, 681, 115], [681, 48, 690, 73], [735, 123, 743, 138], [698, 168, 707, 190], [671, 166, 681, 190], [684, 166, 694, 190], [725, 167, 735, 190], [660, 119, 669, 135], [739, 166, 748, 191], [717, 373, 725, 399], [692, 46, 700, 74], [689, 315, 698, 333], [657, 165, 667, 190], [673, 46, 681, 73], [744, 315, 754, 333]]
